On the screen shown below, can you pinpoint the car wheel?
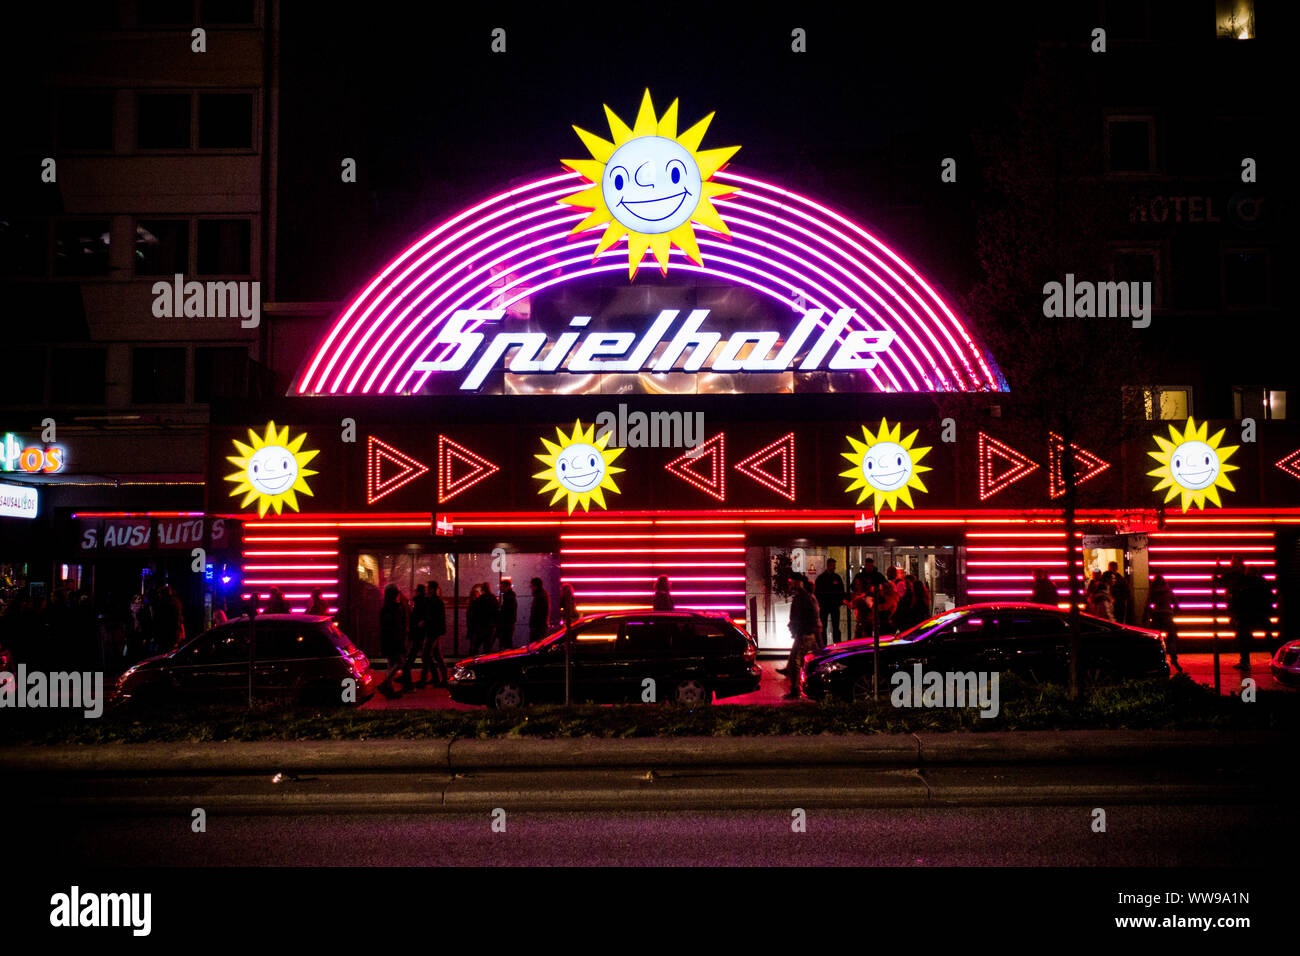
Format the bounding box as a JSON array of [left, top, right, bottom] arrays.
[[851, 672, 878, 701], [489, 681, 525, 709], [674, 679, 711, 706]]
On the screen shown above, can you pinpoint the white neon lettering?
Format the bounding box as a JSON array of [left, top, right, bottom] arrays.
[[414, 307, 893, 390]]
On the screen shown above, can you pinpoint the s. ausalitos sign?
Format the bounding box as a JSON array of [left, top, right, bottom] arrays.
[[414, 307, 895, 391]]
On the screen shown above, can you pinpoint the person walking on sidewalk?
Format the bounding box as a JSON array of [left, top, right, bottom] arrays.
[[780, 574, 818, 697], [528, 577, 550, 644], [418, 581, 449, 686], [1144, 573, 1181, 672], [814, 558, 846, 644], [377, 585, 408, 698], [495, 578, 518, 651]]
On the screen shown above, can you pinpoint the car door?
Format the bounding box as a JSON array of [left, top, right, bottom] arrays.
[[988, 610, 1070, 682], [253, 623, 336, 701], [173, 623, 251, 703], [616, 616, 676, 702], [925, 611, 998, 674], [568, 617, 622, 702]]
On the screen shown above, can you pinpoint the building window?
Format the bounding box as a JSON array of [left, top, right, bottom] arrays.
[[1124, 387, 1190, 421], [1106, 116, 1156, 174], [51, 348, 106, 404], [0, 347, 47, 406], [137, 93, 192, 149], [1222, 249, 1269, 307], [0, 218, 48, 278], [132, 347, 188, 404], [1111, 246, 1162, 309], [1216, 0, 1255, 38], [197, 219, 252, 275], [195, 347, 249, 402], [1233, 387, 1286, 421], [198, 93, 254, 148], [135, 220, 190, 276], [202, 0, 257, 25], [57, 90, 114, 151], [53, 220, 110, 277]]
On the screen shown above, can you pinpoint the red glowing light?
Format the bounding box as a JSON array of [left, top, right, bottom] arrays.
[[1276, 448, 1300, 481], [366, 436, 431, 504], [734, 432, 796, 501], [1047, 433, 1111, 499], [437, 435, 500, 503], [664, 432, 726, 501], [977, 432, 1040, 501]]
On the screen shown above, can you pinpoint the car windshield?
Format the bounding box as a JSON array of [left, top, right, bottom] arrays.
[[895, 610, 967, 641]]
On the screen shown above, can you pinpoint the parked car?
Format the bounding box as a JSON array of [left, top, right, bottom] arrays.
[[110, 614, 376, 707], [449, 610, 761, 707], [1270, 639, 1300, 688], [801, 602, 1169, 701]]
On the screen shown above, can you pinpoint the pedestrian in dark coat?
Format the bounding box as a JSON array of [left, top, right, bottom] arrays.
[[495, 579, 517, 651], [528, 578, 550, 644], [377, 585, 408, 697]]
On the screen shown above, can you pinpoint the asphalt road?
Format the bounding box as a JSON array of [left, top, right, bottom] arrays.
[[17, 804, 1273, 867]]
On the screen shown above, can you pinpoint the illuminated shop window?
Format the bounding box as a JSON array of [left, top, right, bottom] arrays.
[[1233, 387, 1286, 421], [1124, 387, 1190, 421], [1215, 0, 1256, 38]]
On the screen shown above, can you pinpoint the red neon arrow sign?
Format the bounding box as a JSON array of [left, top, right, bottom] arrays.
[[1047, 433, 1111, 499], [978, 432, 1040, 500], [664, 432, 726, 501], [1277, 448, 1300, 481], [437, 435, 500, 503], [366, 436, 431, 504], [734, 432, 796, 501]]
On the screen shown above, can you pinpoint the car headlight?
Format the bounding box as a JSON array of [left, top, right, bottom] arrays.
[[452, 667, 475, 682], [812, 659, 847, 676]]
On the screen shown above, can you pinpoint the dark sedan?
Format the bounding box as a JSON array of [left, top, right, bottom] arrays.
[[111, 613, 377, 707], [449, 610, 761, 707], [800, 603, 1169, 701]]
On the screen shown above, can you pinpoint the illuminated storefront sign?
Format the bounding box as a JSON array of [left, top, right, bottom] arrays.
[[295, 94, 1005, 397], [225, 422, 320, 517], [1147, 417, 1238, 509], [839, 419, 931, 510], [533, 420, 625, 513], [0, 482, 38, 519], [1, 433, 66, 474]]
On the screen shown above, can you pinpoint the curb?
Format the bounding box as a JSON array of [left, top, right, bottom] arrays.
[[0, 729, 1281, 775]]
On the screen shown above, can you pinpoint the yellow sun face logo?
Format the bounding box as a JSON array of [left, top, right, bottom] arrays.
[[561, 89, 740, 278], [225, 421, 320, 517], [1147, 417, 1238, 510], [839, 419, 932, 511], [533, 420, 626, 514]]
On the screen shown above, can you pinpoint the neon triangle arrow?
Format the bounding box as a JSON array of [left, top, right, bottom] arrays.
[[437, 435, 500, 503], [1277, 448, 1300, 481], [735, 432, 796, 501], [367, 436, 431, 504], [978, 432, 1040, 500], [1047, 433, 1111, 499], [664, 432, 726, 501]]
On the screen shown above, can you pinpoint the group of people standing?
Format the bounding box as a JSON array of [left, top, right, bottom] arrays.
[[1028, 555, 1275, 672], [779, 558, 933, 697]]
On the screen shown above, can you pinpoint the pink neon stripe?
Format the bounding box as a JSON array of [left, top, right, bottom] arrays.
[[302, 169, 1004, 394], [346, 199, 584, 393], [328, 185, 581, 393], [303, 173, 574, 393], [718, 171, 996, 388]]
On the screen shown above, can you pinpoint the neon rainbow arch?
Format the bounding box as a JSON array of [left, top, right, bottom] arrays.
[[295, 170, 1007, 395]]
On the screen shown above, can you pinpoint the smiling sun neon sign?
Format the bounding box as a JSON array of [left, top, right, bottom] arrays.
[[561, 89, 740, 278]]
